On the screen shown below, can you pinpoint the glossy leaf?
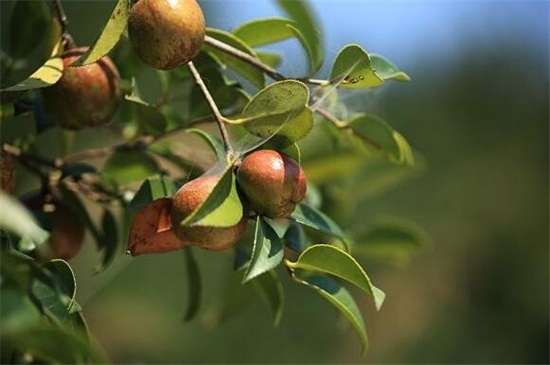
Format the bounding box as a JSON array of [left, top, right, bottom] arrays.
[[288, 244, 385, 311], [348, 114, 415, 166], [183, 248, 201, 321], [242, 217, 284, 283], [275, 0, 324, 74], [128, 175, 177, 212], [293, 275, 368, 355], [228, 81, 309, 145], [252, 270, 284, 326], [370, 53, 411, 82], [0, 57, 63, 93], [204, 28, 265, 88], [353, 216, 427, 264], [181, 168, 244, 228], [43, 259, 76, 309], [0, 191, 50, 247], [330, 44, 384, 89], [233, 17, 297, 47], [127, 198, 189, 256], [290, 203, 349, 250], [284, 222, 308, 253], [95, 209, 119, 273], [71, 0, 129, 66], [102, 150, 159, 185]]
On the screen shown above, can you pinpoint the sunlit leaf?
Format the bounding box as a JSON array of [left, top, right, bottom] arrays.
[[252, 270, 284, 326], [293, 275, 368, 355], [181, 168, 244, 228], [71, 0, 129, 66], [330, 44, 384, 89], [204, 28, 265, 88], [242, 217, 284, 283], [0, 57, 63, 93], [370, 53, 410, 82], [287, 244, 385, 311], [233, 17, 297, 46]]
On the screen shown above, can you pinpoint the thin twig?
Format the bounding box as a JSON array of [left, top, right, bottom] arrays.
[[186, 61, 233, 155], [52, 0, 75, 49]]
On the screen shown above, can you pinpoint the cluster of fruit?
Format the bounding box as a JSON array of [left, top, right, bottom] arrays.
[[7, 0, 308, 259]]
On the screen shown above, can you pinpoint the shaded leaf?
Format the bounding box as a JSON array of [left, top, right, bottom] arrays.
[[183, 248, 201, 321], [0, 57, 63, 93], [290, 203, 349, 250], [71, 0, 129, 66], [284, 222, 308, 253], [275, 0, 324, 75], [124, 94, 167, 136], [293, 275, 368, 355], [330, 44, 384, 89], [0, 287, 42, 337], [370, 53, 410, 82], [287, 244, 385, 311], [186, 128, 225, 162], [204, 28, 265, 88], [95, 209, 119, 273], [348, 113, 414, 166], [252, 270, 284, 326], [242, 217, 284, 283], [102, 150, 159, 185]]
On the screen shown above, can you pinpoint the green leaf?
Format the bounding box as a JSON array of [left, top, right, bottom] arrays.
[[242, 217, 284, 283], [204, 28, 265, 88], [252, 270, 284, 326], [102, 150, 159, 185], [7, 0, 50, 58], [293, 275, 368, 355], [0, 191, 49, 247], [186, 128, 226, 162], [43, 259, 76, 309], [275, 0, 324, 75], [183, 248, 201, 321], [95, 209, 119, 273], [290, 203, 349, 250], [257, 51, 283, 68], [228, 80, 309, 148], [287, 244, 385, 311], [181, 168, 244, 228], [0, 110, 36, 143], [347, 113, 414, 166], [128, 175, 177, 212], [353, 216, 427, 264], [71, 0, 129, 66], [0, 287, 42, 337], [124, 94, 167, 136], [0, 56, 63, 92], [330, 44, 384, 89], [303, 153, 364, 184], [370, 53, 410, 82], [284, 222, 308, 253], [233, 17, 297, 47]]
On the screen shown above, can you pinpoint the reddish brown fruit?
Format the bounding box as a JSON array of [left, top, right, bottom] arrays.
[[128, 0, 206, 70], [237, 150, 307, 219], [170, 175, 248, 251], [1, 150, 16, 195], [127, 198, 191, 256], [21, 192, 85, 261], [42, 46, 121, 130]]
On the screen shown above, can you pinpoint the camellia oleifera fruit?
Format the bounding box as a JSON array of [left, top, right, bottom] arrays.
[[128, 0, 206, 70], [237, 150, 307, 219], [42, 46, 121, 130], [21, 192, 86, 261], [170, 175, 248, 251]]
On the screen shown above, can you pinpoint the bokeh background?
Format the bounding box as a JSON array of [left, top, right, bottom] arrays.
[[47, 0, 549, 363]]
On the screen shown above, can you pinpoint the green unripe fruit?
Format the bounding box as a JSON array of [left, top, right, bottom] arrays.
[[237, 150, 307, 219], [170, 175, 248, 251], [42, 47, 121, 130], [128, 0, 206, 70]]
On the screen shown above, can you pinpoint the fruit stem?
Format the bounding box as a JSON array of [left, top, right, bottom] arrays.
[[52, 0, 75, 50], [186, 61, 234, 156]]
